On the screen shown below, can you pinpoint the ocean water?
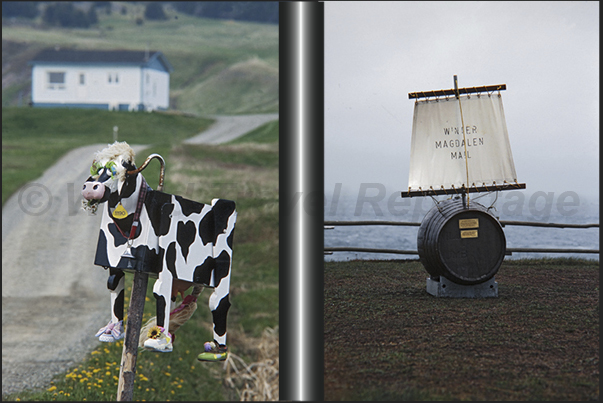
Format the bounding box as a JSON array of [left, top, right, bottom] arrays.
[[324, 191, 599, 262]]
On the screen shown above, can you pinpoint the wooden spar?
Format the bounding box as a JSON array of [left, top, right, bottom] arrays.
[[117, 271, 148, 401], [117, 156, 165, 401], [401, 182, 526, 198], [408, 83, 506, 99]]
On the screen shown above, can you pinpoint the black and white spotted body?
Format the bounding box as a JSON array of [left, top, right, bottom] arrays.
[[82, 142, 236, 346]]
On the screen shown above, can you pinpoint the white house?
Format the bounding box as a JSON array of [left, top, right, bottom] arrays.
[[29, 48, 173, 112]]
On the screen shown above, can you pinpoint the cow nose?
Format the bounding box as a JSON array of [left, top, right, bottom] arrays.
[[82, 181, 105, 200]]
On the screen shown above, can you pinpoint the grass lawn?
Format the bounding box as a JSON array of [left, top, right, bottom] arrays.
[[324, 258, 599, 401]]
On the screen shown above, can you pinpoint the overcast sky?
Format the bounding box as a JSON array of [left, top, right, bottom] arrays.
[[325, 1, 599, 206]]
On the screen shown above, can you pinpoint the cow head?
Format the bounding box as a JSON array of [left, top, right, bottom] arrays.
[[82, 141, 137, 213]]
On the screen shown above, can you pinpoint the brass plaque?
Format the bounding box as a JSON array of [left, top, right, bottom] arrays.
[[461, 229, 478, 238], [459, 218, 479, 229]]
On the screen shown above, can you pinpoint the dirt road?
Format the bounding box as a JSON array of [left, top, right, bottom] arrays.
[[1, 113, 278, 397], [184, 113, 278, 145]]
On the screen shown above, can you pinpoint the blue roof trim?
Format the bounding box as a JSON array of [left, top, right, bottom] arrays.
[[29, 49, 174, 73]]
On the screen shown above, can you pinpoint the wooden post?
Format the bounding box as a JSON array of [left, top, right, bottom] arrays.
[[116, 271, 148, 401]]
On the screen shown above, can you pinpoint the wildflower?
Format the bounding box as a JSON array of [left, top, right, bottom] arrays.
[[91, 351, 100, 355], [106, 371, 111, 376], [47, 386, 57, 392], [148, 326, 163, 339], [165, 372, 171, 377]]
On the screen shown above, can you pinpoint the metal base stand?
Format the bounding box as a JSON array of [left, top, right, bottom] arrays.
[[426, 276, 498, 298]]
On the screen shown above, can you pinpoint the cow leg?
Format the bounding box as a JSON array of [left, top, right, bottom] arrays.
[[143, 270, 174, 352], [107, 268, 125, 323], [96, 268, 125, 342], [152, 269, 174, 334], [209, 260, 231, 346]]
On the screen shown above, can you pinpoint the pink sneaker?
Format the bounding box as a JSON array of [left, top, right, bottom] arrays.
[[95, 320, 124, 342]]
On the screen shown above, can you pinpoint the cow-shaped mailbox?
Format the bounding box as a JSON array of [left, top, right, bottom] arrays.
[[82, 142, 236, 361]]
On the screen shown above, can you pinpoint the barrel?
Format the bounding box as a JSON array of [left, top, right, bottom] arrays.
[[417, 198, 506, 285]]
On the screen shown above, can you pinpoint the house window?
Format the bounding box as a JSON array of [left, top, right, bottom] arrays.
[[79, 73, 85, 85], [48, 71, 66, 90]]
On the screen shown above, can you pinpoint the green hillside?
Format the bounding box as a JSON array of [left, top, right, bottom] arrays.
[[1, 1, 278, 115]]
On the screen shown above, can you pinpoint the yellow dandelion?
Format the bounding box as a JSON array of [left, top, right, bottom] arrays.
[[106, 371, 111, 376], [91, 351, 100, 355], [164, 372, 171, 377], [177, 385, 182, 389], [171, 390, 175, 394], [47, 386, 57, 392], [93, 368, 101, 373]]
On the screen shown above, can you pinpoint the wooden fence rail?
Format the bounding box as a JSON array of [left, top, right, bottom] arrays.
[[324, 220, 599, 256]]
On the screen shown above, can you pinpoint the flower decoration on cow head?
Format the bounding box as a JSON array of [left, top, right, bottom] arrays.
[[81, 141, 137, 213]]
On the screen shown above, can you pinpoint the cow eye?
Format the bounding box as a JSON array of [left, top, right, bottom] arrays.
[[90, 161, 102, 177], [105, 161, 117, 177]]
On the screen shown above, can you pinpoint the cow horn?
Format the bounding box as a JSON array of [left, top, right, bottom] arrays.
[[126, 153, 165, 191]]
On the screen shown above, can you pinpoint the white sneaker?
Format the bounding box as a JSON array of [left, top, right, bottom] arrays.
[[143, 326, 173, 352]]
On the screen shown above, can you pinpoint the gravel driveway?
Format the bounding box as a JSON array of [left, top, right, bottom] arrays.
[[1, 113, 278, 397]]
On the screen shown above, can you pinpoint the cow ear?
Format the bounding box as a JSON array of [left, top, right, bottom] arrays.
[[123, 161, 136, 173]]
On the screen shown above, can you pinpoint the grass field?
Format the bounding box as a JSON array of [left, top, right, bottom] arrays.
[[324, 258, 599, 401], [1, 108, 279, 401], [2, 2, 278, 115], [1, 107, 213, 205]]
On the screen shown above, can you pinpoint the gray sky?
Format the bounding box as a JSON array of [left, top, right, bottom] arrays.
[[325, 1, 599, 204]]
